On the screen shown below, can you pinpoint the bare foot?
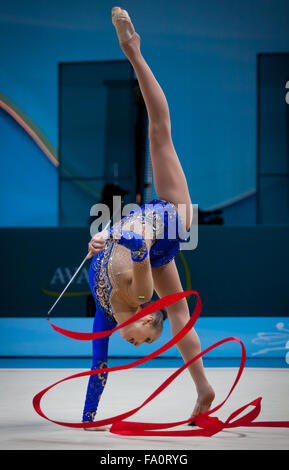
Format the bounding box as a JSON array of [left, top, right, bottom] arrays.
[[188, 384, 215, 426], [111, 6, 140, 55], [83, 425, 110, 431]]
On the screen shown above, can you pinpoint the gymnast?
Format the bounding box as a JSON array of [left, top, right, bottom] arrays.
[[82, 7, 215, 430]]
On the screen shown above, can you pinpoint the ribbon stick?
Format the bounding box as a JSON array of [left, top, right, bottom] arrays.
[[47, 209, 119, 316], [33, 291, 289, 436]]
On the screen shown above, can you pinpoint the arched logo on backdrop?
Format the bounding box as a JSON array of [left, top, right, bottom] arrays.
[[41, 266, 90, 297], [285, 80, 289, 104], [41, 256, 192, 298]]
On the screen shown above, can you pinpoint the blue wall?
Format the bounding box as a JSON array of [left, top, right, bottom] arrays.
[[1, 0, 289, 225], [0, 108, 58, 226], [1, 316, 288, 360]]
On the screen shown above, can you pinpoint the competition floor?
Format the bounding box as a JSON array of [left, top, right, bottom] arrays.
[[0, 361, 288, 450]]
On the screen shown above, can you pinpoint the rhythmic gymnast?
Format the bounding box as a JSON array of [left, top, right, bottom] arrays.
[[82, 7, 215, 430]]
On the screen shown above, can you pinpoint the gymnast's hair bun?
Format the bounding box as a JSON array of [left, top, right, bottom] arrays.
[[160, 307, 168, 321], [140, 301, 167, 322]]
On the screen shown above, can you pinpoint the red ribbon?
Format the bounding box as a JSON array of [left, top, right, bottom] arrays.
[[33, 291, 289, 436]]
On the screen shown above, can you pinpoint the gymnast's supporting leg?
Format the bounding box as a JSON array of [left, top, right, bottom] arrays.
[[152, 260, 215, 419]]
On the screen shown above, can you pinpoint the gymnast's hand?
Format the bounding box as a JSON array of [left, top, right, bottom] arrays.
[[86, 229, 110, 259]]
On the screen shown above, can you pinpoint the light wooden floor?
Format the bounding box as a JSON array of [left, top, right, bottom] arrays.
[[0, 367, 288, 450]]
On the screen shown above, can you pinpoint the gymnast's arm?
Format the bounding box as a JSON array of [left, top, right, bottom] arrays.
[[113, 227, 154, 304], [87, 228, 154, 304], [126, 251, 154, 304]]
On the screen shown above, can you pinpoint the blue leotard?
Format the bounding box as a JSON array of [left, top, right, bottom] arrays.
[[82, 198, 187, 422]]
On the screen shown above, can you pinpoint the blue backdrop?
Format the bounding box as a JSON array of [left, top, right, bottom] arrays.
[[1, 0, 289, 226]]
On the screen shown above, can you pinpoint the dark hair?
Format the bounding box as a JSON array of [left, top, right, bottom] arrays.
[[141, 301, 168, 333]]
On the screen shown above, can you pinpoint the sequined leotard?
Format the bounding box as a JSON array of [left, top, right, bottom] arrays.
[[82, 198, 187, 422]]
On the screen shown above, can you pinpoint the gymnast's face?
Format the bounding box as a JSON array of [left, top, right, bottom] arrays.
[[120, 315, 161, 347]]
